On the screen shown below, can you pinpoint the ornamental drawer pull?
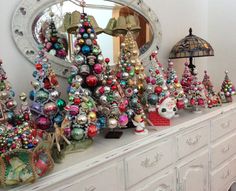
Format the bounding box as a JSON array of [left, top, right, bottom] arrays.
[[85, 186, 96, 191], [221, 169, 231, 179], [141, 153, 163, 168], [186, 135, 201, 145], [221, 121, 230, 129], [222, 145, 230, 153]]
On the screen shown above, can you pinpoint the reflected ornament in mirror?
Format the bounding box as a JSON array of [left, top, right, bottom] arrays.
[[12, 0, 162, 78]]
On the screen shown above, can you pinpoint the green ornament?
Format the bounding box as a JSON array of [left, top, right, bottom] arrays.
[[68, 76, 74, 84], [107, 94, 114, 102], [69, 96, 74, 102], [87, 101, 93, 108], [72, 128, 84, 141], [57, 99, 66, 110], [129, 70, 135, 77], [0, 82, 6, 91], [35, 90, 49, 103]]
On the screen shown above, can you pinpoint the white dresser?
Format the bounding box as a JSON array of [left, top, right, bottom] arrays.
[[7, 101, 236, 191]]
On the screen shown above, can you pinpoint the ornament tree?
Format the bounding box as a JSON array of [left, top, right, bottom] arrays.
[[43, 12, 67, 59], [166, 60, 187, 112], [220, 71, 236, 103], [181, 62, 206, 112], [29, 48, 67, 151], [0, 59, 39, 155], [202, 70, 221, 107], [95, 59, 125, 138], [144, 52, 176, 126], [116, 30, 148, 135]]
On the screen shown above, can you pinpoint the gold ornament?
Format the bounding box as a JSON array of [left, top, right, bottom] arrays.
[[88, 111, 97, 122]]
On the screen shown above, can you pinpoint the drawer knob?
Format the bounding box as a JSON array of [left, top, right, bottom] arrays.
[[221, 145, 230, 153], [221, 169, 231, 179], [221, 121, 230, 129], [85, 186, 96, 191], [186, 135, 201, 146], [141, 153, 163, 168]]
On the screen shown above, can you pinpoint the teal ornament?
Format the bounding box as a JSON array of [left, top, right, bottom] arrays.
[[72, 128, 84, 141], [35, 89, 49, 103], [32, 71, 38, 78], [38, 44, 44, 50], [148, 93, 158, 105], [57, 99, 66, 110], [83, 33, 89, 39], [54, 114, 63, 124], [75, 55, 85, 64], [82, 45, 91, 55], [54, 43, 61, 50], [29, 90, 35, 101], [42, 64, 48, 69], [130, 97, 139, 107], [9, 90, 15, 97]]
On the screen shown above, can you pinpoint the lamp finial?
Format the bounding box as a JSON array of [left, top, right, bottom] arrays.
[[189, 28, 192, 36]]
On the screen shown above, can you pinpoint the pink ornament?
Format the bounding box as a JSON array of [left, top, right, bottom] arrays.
[[69, 105, 79, 116], [198, 98, 205, 106], [119, 115, 129, 126], [146, 77, 151, 83], [93, 64, 103, 74], [151, 79, 156, 85], [36, 116, 51, 130], [46, 42, 52, 50], [64, 128, 71, 138], [43, 102, 58, 115]]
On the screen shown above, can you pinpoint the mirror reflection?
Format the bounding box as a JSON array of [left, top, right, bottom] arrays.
[[32, 0, 153, 64]]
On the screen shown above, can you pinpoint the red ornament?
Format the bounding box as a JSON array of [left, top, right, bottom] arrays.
[[105, 58, 110, 64], [51, 75, 58, 86], [84, 22, 89, 27], [155, 70, 160, 74], [87, 124, 97, 138], [51, 36, 57, 43], [93, 40, 97, 45], [35, 64, 42, 70], [198, 98, 205, 106], [174, 79, 178, 83], [190, 98, 195, 106], [43, 78, 51, 90], [86, 75, 98, 87], [116, 72, 122, 79], [155, 86, 163, 94], [74, 98, 81, 105], [176, 100, 185, 109], [111, 85, 117, 91], [119, 103, 127, 112], [126, 66, 131, 72], [107, 79, 113, 85], [98, 86, 105, 94], [24, 113, 30, 121]]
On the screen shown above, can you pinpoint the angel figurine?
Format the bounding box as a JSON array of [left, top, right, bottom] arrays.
[[132, 114, 148, 135]]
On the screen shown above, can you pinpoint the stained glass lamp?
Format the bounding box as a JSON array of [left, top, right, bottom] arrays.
[[169, 28, 214, 75]]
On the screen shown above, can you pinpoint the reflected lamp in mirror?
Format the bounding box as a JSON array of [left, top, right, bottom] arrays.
[[169, 28, 214, 75]]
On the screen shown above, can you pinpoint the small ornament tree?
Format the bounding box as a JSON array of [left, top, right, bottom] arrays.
[[181, 62, 206, 112], [166, 60, 187, 111], [202, 70, 221, 107], [144, 52, 176, 126], [0, 60, 39, 155], [116, 30, 148, 135], [43, 13, 67, 59], [220, 71, 236, 103]]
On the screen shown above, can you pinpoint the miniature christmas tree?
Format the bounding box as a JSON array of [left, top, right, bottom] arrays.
[[0, 60, 39, 155], [202, 70, 221, 107], [43, 13, 67, 59], [29, 49, 66, 142], [144, 52, 176, 126], [166, 60, 187, 111], [181, 62, 206, 112], [116, 30, 148, 135], [220, 71, 235, 103]]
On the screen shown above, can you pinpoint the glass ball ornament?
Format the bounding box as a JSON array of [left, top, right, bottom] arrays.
[[86, 75, 98, 87], [69, 105, 79, 116], [97, 55, 104, 63], [88, 111, 97, 122], [118, 115, 129, 127], [75, 55, 85, 65], [35, 116, 51, 130], [108, 118, 118, 129], [43, 102, 58, 116], [82, 45, 91, 55], [80, 65, 90, 76], [93, 64, 103, 74], [87, 124, 97, 138], [147, 93, 158, 105], [35, 90, 49, 103], [71, 128, 84, 141], [57, 99, 66, 110], [92, 46, 100, 55], [76, 114, 88, 125]]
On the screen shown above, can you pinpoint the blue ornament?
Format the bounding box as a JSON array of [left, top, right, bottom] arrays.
[[82, 45, 91, 55], [27, 143, 34, 149], [54, 43, 61, 50], [42, 64, 48, 69], [7, 111, 14, 121], [54, 114, 63, 125], [32, 71, 38, 78], [67, 86, 71, 93], [29, 90, 35, 101], [10, 90, 15, 97]]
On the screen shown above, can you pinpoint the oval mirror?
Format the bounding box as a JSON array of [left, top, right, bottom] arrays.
[[12, 0, 162, 78]]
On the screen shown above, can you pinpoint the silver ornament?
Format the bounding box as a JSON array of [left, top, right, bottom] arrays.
[[100, 95, 108, 105], [76, 114, 88, 125], [80, 65, 90, 76], [108, 118, 118, 129], [50, 90, 60, 100], [104, 86, 111, 93], [97, 55, 104, 63]]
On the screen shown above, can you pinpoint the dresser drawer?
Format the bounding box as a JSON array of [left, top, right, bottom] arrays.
[[211, 155, 236, 191], [211, 111, 236, 141], [57, 163, 124, 191], [211, 133, 236, 169], [125, 138, 173, 188], [138, 170, 174, 191], [177, 122, 209, 159]]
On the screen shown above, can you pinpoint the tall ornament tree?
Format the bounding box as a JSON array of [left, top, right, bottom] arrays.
[[43, 13, 67, 59], [181, 62, 206, 112], [220, 71, 236, 103], [29, 48, 66, 141], [116, 30, 148, 135], [202, 70, 221, 107], [144, 52, 176, 126], [166, 60, 187, 111]]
